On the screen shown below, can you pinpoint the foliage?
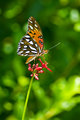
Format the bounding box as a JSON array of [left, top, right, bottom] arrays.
[[0, 0, 80, 120]]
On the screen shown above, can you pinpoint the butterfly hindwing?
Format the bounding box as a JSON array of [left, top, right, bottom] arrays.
[[25, 56, 36, 64], [17, 34, 40, 56]]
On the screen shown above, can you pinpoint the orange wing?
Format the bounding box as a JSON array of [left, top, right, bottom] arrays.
[[27, 16, 44, 51]]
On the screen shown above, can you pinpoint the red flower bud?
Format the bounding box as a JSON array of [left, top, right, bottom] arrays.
[[39, 70, 44, 73], [28, 58, 52, 80], [34, 73, 39, 80], [28, 64, 33, 71], [28, 64, 31, 67], [35, 67, 42, 71], [30, 74, 33, 77], [32, 64, 36, 69], [28, 67, 33, 72], [36, 63, 39, 68]]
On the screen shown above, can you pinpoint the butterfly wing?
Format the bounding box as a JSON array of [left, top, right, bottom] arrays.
[[28, 16, 42, 34], [17, 16, 44, 63], [25, 56, 36, 64], [27, 16, 44, 51], [17, 34, 41, 56]]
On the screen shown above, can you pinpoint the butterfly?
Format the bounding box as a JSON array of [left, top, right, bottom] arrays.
[[17, 16, 48, 64]]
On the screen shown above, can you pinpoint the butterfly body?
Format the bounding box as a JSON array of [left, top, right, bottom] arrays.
[[17, 16, 48, 64]]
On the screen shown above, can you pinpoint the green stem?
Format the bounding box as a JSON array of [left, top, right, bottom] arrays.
[[22, 75, 34, 120]]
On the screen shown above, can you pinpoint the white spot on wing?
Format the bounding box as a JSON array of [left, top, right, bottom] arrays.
[[25, 35, 30, 38], [21, 42, 24, 44], [18, 51, 23, 54], [39, 47, 41, 53], [18, 46, 21, 49], [24, 45, 27, 48], [29, 45, 36, 51], [19, 51, 23, 53], [25, 39, 29, 42], [28, 19, 33, 23], [29, 25, 33, 30], [24, 54, 28, 56], [32, 51, 37, 53], [29, 41, 33, 45], [23, 48, 27, 51], [26, 51, 30, 53], [35, 24, 38, 27], [35, 44, 37, 47]]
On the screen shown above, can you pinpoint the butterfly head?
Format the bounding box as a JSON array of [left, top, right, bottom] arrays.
[[42, 49, 48, 55]]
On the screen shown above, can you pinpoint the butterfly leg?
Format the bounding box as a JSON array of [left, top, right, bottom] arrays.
[[42, 54, 46, 62], [34, 59, 36, 64]]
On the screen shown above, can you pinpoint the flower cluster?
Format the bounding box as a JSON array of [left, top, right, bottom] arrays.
[[28, 58, 52, 80]]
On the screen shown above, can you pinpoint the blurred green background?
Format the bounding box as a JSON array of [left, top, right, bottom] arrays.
[[0, 0, 80, 120]]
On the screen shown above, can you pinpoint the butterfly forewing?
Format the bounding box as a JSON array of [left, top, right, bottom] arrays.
[[28, 16, 42, 34], [28, 17, 44, 51]]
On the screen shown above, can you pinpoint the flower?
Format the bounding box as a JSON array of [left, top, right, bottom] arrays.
[[28, 58, 52, 80], [38, 58, 52, 72]]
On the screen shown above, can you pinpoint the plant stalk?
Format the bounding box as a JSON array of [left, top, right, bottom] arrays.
[[22, 76, 34, 120]]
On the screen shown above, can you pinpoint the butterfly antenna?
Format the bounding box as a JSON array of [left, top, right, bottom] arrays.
[[48, 42, 61, 50]]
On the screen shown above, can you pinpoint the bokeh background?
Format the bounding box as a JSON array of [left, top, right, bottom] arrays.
[[0, 0, 80, 120]]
